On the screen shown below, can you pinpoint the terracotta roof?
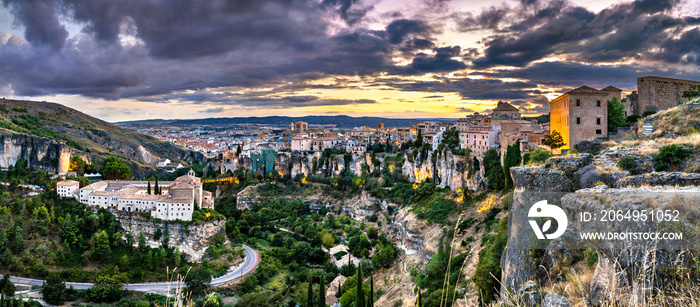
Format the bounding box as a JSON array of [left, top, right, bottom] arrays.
[[57, 180, 79, 186], [174, 175, 199, 182], [602, 86, 622, 92], [568, 85, 607, 94]]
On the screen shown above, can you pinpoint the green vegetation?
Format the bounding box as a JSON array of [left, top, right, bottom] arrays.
[[503, 140, 521, 190], [473, 217, 508, 305], [99, 157, 131, 180], [642, 110, 657, 117], [528, 148, 553, 165], [608, 97, 627, 132], [414, 238, 469, 307], [654, 144, 692, 171], [617, 156, 638, 174], [185, 267, 212, 295], [484, 148, 504, 191], [682, 85, 700, 100], [543, 131, 565, 150]]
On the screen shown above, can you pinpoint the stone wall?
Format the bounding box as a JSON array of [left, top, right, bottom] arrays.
[[113, 211, 225, 262], [636, 76, 700, 115]]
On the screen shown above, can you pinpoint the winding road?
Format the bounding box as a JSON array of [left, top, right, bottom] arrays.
[[8, 244, 259, 292]]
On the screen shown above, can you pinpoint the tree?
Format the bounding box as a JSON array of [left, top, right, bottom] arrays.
[[307, 273, 314, 307], [416, 288, 422, 307], [147, 181, 151, 195], [682, 85, 700, 100], [0, 275, 15, 297], [154, 178, 160, 195], [185, 268, 211, 295], [318, 273, 325, 307], [91, 230, 111, 261], [483, 149, 504, 191], [369, 273, 374, 307], [654, 144, 692, 171], [237, 292, 270, 306], [441, 127, 459, 149], [414, 129, 423, 148], [42, 274, 66, 305], [87, 270, 128, 303], [608, 97, 627, 133], [356, 262, 365, 307], [69, 156, 88, 175], [503, 140, 522, 190], [99, 157, 131, 180], [543, 131, 565, 150]]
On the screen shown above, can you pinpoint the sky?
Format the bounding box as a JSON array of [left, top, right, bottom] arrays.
[[0, 0, 699, 122]]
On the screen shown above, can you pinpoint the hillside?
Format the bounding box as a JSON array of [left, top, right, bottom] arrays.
[[0, 98, 202, 177]]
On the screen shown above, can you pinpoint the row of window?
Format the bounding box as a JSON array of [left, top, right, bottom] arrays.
[[575, 117, 602, 125], [575, 99, 602, 107]]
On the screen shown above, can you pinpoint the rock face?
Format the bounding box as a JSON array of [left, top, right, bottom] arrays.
[[0, 132, 71, 173], [235, 149, 478, 192], [616, 172, 700, 188], [114, 211, 225, 262], [503, 152, 700, 306]]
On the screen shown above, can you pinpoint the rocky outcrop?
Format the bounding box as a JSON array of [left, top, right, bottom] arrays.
[[0, 131, 71, 173], [236, 148, 479, 192], [503, 151, 700, 305], [114, 211, 225, 262], [616, 172, 700, 188]]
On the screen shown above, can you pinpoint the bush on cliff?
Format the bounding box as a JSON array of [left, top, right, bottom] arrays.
[[617, 156, 638, 174], [474, 217, 508, 306], [654, 144, 692, 171]]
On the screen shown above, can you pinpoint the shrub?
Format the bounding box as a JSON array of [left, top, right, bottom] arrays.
[[568, 149, 580, 154], [528, 148, 553, 164], [617, 156, 638, 174], [642, 110, 657, 117], [654, 144, 692, 171], [625, 115, 641, 124]]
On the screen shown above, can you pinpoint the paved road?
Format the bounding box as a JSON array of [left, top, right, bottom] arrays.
[[8, 244, 259, 292]]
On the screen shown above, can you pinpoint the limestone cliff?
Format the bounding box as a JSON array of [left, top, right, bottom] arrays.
[[114, 211, 225, 262], [503, 152, 700, 305], [0, 131, 71, 173]]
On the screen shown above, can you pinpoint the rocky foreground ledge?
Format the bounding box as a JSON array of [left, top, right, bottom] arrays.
[[502, 152, 700, 306]]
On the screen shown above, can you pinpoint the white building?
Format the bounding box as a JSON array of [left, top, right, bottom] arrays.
[[71, 169, 208, 221], [57, 180, 79, 199], [291, 137, 313, 151]]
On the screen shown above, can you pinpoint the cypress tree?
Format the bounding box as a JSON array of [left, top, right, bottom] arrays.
[[369, 273, 374, 307], [147, 181, 151, 195], [155, 178, 160, 195], [318, 273, 325, 307], [503, 139, 522, 189], [307, 273, 314, 307], [356, 263, 364, 307], [416, 288, 422, 307]]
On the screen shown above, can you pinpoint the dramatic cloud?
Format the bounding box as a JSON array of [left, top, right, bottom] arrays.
[[0, 0, 698, 120]]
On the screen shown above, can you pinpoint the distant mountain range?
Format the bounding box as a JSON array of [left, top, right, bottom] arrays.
[[116, 115, 455, 128]]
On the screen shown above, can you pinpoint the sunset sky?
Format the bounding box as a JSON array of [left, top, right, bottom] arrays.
[[0, 0, 699, 122]]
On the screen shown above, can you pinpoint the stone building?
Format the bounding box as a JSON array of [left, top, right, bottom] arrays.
[[549, 86, 621, 150], [60, 169, 211, 221], [636, 76, 700, 115]]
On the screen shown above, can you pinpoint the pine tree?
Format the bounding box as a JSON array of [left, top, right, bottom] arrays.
[[318, 273, 325, 307], [307, 273, 314, 307], [356, 263, 364, 307], [147, 181, 151, 195], [368, 273, 374, 307]]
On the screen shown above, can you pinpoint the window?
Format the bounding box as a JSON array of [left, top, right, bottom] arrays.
[[597, 100, 601, 107], [576, 117, 581, 125], [576, 99, 580, 106], [596, 129, 602, 135], [597, 118, 601, 125]]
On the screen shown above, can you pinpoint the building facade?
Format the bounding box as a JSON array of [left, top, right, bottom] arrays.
[[636, 76, 700, 115], [549, 86, 620, 150], [59, 169, 209, 221]]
